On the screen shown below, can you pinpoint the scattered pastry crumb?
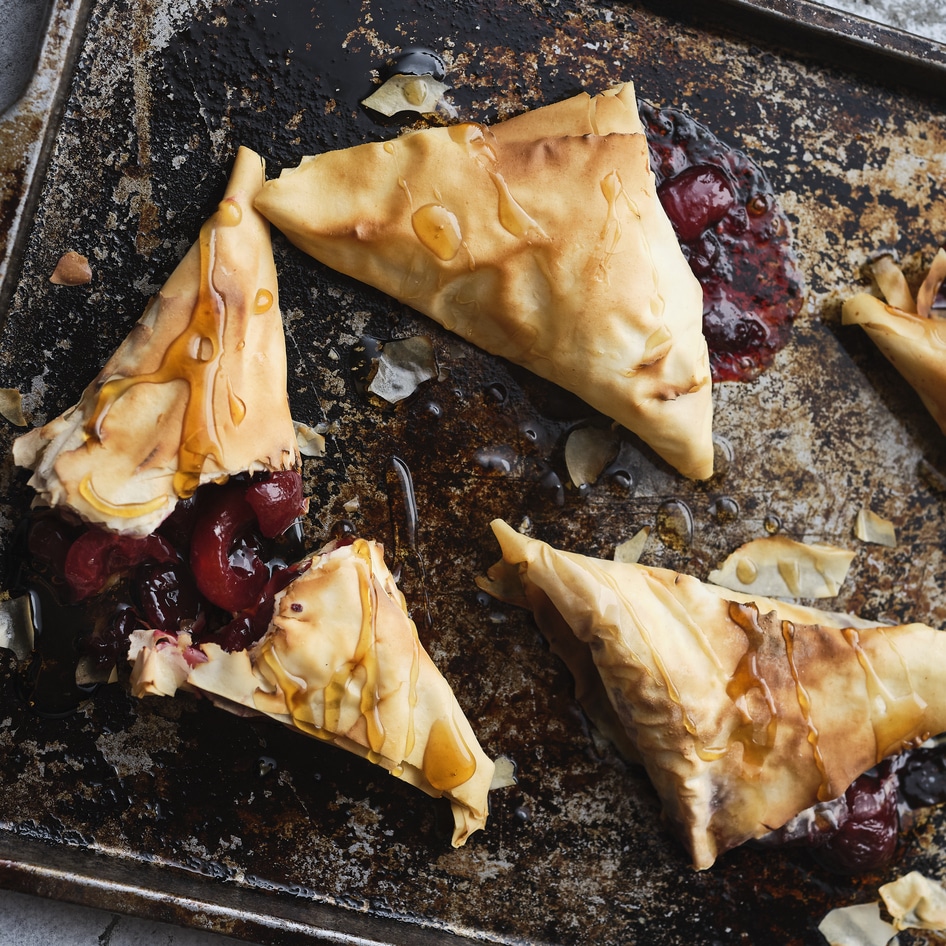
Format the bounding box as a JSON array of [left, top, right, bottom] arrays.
[[614, 527, 650, 564], [565, 425, 619, 487], [707, 535, 855, 598], [489, 755, 517, 790], [367, 335, 437, 403], [817, 901, 896, 946], [361, 73, 450, 117], [880, 870, 946, 931], [0, 389, 27, 427], [855, 508, 897, 547], [49, 250, 92, 285], [294, 421, 326, 457]]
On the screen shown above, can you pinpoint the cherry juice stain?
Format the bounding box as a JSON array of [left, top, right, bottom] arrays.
[[641, 101, 804, 383]]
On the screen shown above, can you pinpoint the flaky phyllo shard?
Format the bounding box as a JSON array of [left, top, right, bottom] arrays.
[[13, 146, 299, 536], [254, 83, 714, 480], [129, 538, 495, 847], [479, 518, 946, 870], [843, 246, 946, 434]]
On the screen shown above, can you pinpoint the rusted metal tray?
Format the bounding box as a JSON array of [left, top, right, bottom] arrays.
[[1, 1, 946, 944]]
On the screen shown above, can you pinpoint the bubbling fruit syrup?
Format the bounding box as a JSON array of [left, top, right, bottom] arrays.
[[640, 101, 804, 383], [10, 470, 307, 715]]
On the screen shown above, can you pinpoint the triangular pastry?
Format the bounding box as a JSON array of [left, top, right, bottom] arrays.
[[843, 246, 946, 433], [14, 146, 299, 536], [130, 537, 495, 847], [254, 84, 714, 480], [480, 518, 946, 869]]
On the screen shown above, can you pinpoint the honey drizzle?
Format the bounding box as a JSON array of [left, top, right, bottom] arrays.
[[260, 541, 455, 783], [83, 196, 248, 506], [780, 619, 831, 800], [726, 603, 779, 769], [595, 566, 712, 752], [323, 540, 386, 758], [842, 627, 928, 760]]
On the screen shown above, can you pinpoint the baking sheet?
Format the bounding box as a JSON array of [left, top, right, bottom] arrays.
[[1, 0, 946, 944]]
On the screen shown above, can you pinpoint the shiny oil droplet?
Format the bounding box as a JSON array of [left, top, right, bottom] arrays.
[[485, 382, 507, 404], [385, 46, 447, 81], [609, 469, 633, 490], [712, 434, 735, 479], [655, 499, 694, 551], [254, 288, 274, 313], [763, 514, 781, 534], [710, 496, 739, 522], [474, 445, 516, 475], [412, 203, 462, 261]]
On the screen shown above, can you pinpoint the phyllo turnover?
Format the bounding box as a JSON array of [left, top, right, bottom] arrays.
[[14, 146, 299, 537], [479, 518, 946, 869], [130, 537, 495, 846], [254, 83, 714, 481], [843, 245, 946, 433]]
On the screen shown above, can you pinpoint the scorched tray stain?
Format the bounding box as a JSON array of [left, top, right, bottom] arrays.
[[1, 0, 946, 944]]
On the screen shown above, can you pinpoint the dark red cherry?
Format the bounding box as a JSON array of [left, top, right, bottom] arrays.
[[657, 165, 735, 243], [83, 605, 140, 670], [245, 470, 306, 538], [189, 484, 269, 612], [26, 514, 81, 577], [813, 770, 900, 873], [136, 560, 203, 632], [64, 528, 176, 601]]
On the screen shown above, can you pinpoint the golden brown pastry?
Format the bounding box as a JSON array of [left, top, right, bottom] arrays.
[[480, 518, 946, 869], [14, 147, 299, 536], [255, 84, 714, 480], [130, 537, 495, 847], [843, 246, 946, 433]]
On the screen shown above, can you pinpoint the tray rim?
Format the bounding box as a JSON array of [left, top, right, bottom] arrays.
[[2, 0, 946, 944]]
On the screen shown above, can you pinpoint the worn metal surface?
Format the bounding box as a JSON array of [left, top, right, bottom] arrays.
[[1, 0, 946, 943], [0, 0, 88, 308]]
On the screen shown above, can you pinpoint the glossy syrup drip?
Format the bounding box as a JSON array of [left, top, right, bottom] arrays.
[[324, 541, 386, 759], [423, 715, 478, 792], [411, 204, 463, 261], [83, 196, 249, 507], [258, 541, 433, 772], [842, 627, 928, 760], [726, 603, 779, 769], [596, 170, 627, 279], [780, 620, 831, 801]]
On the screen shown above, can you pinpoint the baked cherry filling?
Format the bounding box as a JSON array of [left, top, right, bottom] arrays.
[[761, 749, 946, 873], [18, 470, 307, 685], [641, 101, 804, 383]]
